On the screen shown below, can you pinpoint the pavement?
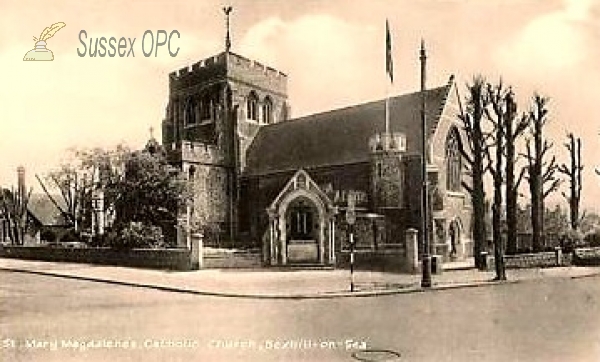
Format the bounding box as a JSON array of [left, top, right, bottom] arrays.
[[1, 257, 599, 299]]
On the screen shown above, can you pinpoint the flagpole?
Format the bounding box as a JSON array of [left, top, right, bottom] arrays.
[[385, 19, 393, 136], [385, 83, 390, 135]]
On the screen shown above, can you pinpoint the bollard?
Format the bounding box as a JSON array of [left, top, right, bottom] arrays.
[[349, 231, 355, 292], [431, 255, 443, 275], [190, 232, 204, 270], [479, 251, 489, 271], [405, 229, 419, 273], [555, 247, 562, 267]]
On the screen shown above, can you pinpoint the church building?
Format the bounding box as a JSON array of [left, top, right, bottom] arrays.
[[161, 28, 473, 269]]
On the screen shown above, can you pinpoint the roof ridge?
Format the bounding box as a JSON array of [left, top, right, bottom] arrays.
[[261, 84, 451, 129], [245, 81, 455, 176]]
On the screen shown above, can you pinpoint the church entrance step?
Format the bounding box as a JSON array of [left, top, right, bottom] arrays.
[[272, 264, 335, 271]]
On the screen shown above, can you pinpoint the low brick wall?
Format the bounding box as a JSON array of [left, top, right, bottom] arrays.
[[573, 247, 600, 266], [0, 246, 192, 270], [503, 250, 562, 269], [202, 248, 263, 269], [336, 249, 406, 273]]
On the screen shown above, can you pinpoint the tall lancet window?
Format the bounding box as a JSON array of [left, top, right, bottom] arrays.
[[247, 91, 259, 121], [199, 95, 212, 121], [262, 97, 273, 124], [446, 127, 463, 192], [184, 96, 197, 125]]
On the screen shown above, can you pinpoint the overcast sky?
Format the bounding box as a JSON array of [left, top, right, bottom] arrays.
[[1, 0, 599, 211]]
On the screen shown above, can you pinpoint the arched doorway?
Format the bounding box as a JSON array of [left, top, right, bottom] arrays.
[[266, 169, 336, 266], [284, 196, 320, 263]]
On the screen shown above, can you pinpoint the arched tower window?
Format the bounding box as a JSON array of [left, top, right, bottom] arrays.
[[199, 95, 212, 121], [247, 91, 259, 121], [184, 96, 197, 125], [446, 127, 462, 192], [262, 97, 273, 124]]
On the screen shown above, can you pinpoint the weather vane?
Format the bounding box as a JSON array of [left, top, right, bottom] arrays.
[[223, 6, 233, 52]]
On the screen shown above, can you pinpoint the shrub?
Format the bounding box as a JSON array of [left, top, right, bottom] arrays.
[[40, 229, 57, 243], [585, 229, 600, 247], [560, 229, 586, 253], [109, 222, 165, 249], [189, 219, 223, 248], [59, 228, 80, 242], [201, 223, 223, 247]]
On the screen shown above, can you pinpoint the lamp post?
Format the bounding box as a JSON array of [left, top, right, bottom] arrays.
[[346, 191, 356, 292], [420, 40, 432, 288]]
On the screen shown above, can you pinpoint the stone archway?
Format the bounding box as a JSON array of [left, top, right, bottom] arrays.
[[266, 169, 336, 266], [279, 191, 325, 264]]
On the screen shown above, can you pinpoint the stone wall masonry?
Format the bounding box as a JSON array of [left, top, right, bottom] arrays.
[[232, 82, 288, 129], [164, 141, 225, 166], [190, 164, 230, 225], [180, 140, 226, 164], [202, 248, 263, 268], [0, 246, 192, 270], [169, 54, 228, 93], [503, 250, 564, 269], [573, 247, 600, 266], [227, 53, 287, 96], [335, 250, 407, 273]]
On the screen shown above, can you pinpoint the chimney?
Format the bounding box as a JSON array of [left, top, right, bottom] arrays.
[[17, 166, 26, 203]]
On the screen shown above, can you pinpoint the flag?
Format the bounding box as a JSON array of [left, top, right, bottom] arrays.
[[386, 19, 393, 83]]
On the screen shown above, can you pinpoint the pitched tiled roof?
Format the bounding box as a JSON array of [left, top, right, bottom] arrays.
[[27, 193, 69, 226], [245, 83, 452, 176]]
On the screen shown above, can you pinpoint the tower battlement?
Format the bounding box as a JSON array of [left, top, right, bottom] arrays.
[[227, 52, 287, 78], [369, 132, 407, 153], [165, 140, 226, 165], [169, 53, 228, 80], [168, 52, 287, 94], [227, 52, 287, 96]]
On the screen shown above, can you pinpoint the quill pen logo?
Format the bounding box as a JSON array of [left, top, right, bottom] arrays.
[[23, 22, 66, 61]]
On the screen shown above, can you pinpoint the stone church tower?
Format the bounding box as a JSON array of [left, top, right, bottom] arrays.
[[369, 132, 406, 210], [161, 38, 289, 243]]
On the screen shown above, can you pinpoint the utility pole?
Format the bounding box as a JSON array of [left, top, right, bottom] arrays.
[[346, 191, 356, 292], [420, 40, 432, 288]]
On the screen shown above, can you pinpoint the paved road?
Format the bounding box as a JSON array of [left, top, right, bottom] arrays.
[[1, 270, 600, 362]]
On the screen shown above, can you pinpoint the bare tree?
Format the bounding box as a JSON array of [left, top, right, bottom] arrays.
[[484, 81, 508, 280], [524, 94, 560, 252], [558, 133, 583, 231], [503, 91, 529, 254], [34, 146, 130, 235], [458, 76, 491, 269], [0, 186, 32, 245], [36, 165, 90, 233]]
